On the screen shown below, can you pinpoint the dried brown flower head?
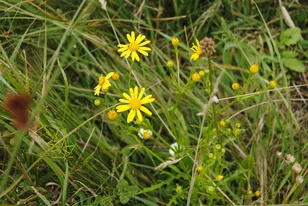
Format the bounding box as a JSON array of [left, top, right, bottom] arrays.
[[4, 92, 31, 130], [200, 37, 216, 56]]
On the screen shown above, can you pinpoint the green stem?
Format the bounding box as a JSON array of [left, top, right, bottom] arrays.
[[128, 61, 134, 88], [175, 47, 180, 85], [208, 56, 219, 137]]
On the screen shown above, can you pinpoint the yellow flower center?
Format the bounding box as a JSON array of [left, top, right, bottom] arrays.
[[99, 76, 105, 85], [129, 98, 141, 109], [143, 130, 151, 139], [196, 48, 202, 55], [129, 42, 139, 51]]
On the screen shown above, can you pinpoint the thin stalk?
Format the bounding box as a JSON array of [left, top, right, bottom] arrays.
[[209, 56, 219, 137], [175, 47, 180, 85]]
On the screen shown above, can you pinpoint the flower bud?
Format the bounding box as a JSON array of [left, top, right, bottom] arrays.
[[171, 37, 179, 47], [285, 154, 295, 164], [292, 163, 302, 174], [249, 64, 258, 74]]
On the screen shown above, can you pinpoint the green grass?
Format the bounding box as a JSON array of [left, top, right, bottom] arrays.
[[0, 0, 307, 205]]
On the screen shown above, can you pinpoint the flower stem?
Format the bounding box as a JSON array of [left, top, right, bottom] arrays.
[[128, 61, 134, 88], [175, 47, 180, 85], [208, 56, 219, 138]]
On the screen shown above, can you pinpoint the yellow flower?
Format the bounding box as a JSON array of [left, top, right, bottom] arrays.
[[167, 60, 174, 68], [268, 80, 277, 89], [192, 73, 201, 82], [116, 86, 155, 123], [197, 165, 204, 172], [112, 72, 120, 80], [117, 31, 151, 62], [219, 120, 226, 127], [94, 99, 101, 106], [215, 175, 224, 181], [250, 64, 258, 74], [94, 72, 114, 96], [255, 190, 260, 197], [232, 83, 240, 90], [108, 110, 118, 120], [171, 37, 179, 47], [199, 70, 205, 77], [190, 39, 202, 61]]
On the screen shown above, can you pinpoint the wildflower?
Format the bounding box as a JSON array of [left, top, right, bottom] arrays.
[[215, 175, 224, 181], [268, 80, 277, 89], [199, 70, 205, 77], [197, 165, 204, 172], [208, 153, 214, 158], [112, 72, 120, 80], [276, 151, 282, 158], [167, 60, 174, 68], [292, 163, 302, 174], [94, 72, 114, 96], [107, 110, 118, 120], [138, 128, 152, 140], [117, 31, 151, 62], [207, 186, 215, 193], [285, 154, 295, 164], [232, 83, 240, 90], [192, 72, 201, 82], [116, 86, 155, 123], [190, 39, 202, 61], [219, 120, 226, 127], [169, 142, 179, 156], [199, 37, 216, 56], [171, 37, 179, 47], [94, 99, 101, 106], [215, 144, 221, 150], [234, 129, 241, 136], [255, 190, 261, 197], [296, 175, 304, 184], [249, 64, 258, 74], [221, 148, 226, 153], [235, 122, 241, 128]]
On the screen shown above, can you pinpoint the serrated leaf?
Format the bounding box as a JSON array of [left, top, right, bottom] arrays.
[[280, 27, 301, 46], [282, 58, 305, 72], [282, 51, 298, 58]]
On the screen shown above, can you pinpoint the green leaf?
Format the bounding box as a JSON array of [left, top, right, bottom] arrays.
[[240, 155, 255, 171], [117, 179, 138, 204], [282, 58, 306, 72], [279, 27, 301, 46], [282, 51, 298, 58]]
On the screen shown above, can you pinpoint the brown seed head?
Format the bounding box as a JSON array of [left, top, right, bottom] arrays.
[[199, 37, 216, 56]]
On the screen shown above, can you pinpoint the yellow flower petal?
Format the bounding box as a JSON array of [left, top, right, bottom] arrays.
[[136, 34, 145, 44], [127, 33, 132, 43], [94, 85, 101, 96], [106, 72, 114, 79], [121, 50, 130, 57], [140, 106, 152, 116], [118, 47, 128, 52], [131, 31, 135, 42], [136, 109, 143, 122], [132, 51, 140, 61], [139, 46, 151, 51], [124, 50, 131, 59], [137, 49, 148, 56], [117, 44, 128, 47], [134, 86, 138, 98], [116, 105, 130, 112], [138, 40, 150, 47], [141, 97, 155, 104], [129, 88, 134, 98], [190, 53, 199, 61], [123, 92, 132, 100], [119, 99, 130, 103], [127, 109, 136, 123], [138, 88, 145, 99]]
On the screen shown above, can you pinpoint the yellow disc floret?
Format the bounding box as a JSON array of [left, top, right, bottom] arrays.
[[192, 73, 201, 82], [250, 64, 259, 74]]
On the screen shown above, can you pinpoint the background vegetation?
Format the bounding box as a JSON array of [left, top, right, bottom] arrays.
[[0, 0, 307, 205]]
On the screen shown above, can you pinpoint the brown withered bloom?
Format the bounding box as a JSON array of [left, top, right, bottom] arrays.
[[199, 37, 216, 56], [4, 92, 31, 130]]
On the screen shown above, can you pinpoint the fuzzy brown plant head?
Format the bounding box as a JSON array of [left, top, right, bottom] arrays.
[[4, 92, 31, 130], [200, 37, 216, 56]]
